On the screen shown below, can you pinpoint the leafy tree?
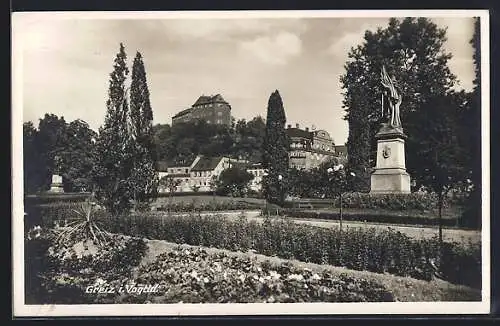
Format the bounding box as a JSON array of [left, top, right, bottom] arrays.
[[23, 122, 44, 193], [159, 175, 181, 212], [340, 18, 458, 191], [459, 17, 482, 228], [36, 114, 68, 190], [129, 51, 159, 210], [412, 93, 467, 243], [59, 119, 97, 192], [215, 167, 254, 197], [262, 90, 289, 206], [91, 43, 134, 216]]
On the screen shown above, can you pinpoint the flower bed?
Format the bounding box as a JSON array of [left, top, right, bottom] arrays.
[[121, 247, 395, 303], [26, 230, 394, 304]]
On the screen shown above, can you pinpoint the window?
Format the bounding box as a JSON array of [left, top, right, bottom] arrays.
[[185, 169, 188, 173], [217, 111, 222, 116]]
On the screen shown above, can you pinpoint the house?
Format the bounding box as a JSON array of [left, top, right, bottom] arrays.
[[157, 157, 201, 193], [171, 94, 232, 126], [286, 123, 337, 170]]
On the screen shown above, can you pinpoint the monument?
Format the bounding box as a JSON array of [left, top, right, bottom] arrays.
[[370, 65, 411, 194], [49, 174, 64, 193], [48, 155, 64, 193]]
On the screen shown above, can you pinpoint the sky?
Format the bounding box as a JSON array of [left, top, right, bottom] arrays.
[[15, 12, 475, 145]]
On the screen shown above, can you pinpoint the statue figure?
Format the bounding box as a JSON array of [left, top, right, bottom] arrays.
[[380, 65, 402, 129]]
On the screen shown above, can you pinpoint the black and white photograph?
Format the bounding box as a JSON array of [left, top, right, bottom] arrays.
[[12, 10, 490, 316]]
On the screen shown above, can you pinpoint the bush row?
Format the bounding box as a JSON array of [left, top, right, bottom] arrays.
[[278, 210, 473, 229], [96, 213, 481, 289], [156, 200, 261, 213], [285, 192, 446, 211]]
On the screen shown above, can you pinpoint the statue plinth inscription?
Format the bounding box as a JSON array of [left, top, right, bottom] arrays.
[[370, 66, 411, 194]]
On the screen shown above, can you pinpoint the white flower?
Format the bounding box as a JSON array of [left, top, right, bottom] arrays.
[[257, 267, 262, 272], [269, 271, 281, 280], [287, 274, 304, 281], [253, 275, 259, 280], [333, 164, 343, 172], [239, 274, 246, 282], [95, 278, 106, 285], [278, 174, 283, 181], [311, 273, 321, 281], [327, 167, 333, 173], [203, 277, 209, 283], [190, 270, 198, 278], [258, 277, 264, 283], [350, 172, 356, 177]]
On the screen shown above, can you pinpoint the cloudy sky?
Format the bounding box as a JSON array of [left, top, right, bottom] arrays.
[[15, 12, 475, 145]]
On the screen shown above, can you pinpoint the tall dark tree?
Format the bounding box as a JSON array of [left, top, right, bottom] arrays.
[[262, 90, 289, 206], [91, 43, 133, 216], [129, 51, 159, 210], [459, 17, 482, 228], [340, 18, 457, 191], [23, 122, 44, 193], [412, 93, 467, 243]]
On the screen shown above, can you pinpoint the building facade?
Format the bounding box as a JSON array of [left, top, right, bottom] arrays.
[[286, 123, 340, 170], [171, 94, 232, 127]]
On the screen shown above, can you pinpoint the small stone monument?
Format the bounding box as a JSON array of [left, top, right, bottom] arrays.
[[49, 174, 64, 193], [370, 66, 411, 194]]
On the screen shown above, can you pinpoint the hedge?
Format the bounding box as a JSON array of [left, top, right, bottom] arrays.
[[278, 209, 474, 229], [94, 213, 481, 289], [285, 192, 446, 211]]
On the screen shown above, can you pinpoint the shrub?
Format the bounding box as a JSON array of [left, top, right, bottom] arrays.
[[25, 229, 148, 304], [95, 213, 481, 288], [285, 192, 446, 211], [279, 210, 470, 228]]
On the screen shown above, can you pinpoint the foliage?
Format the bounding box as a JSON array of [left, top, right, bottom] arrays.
[[52, 198, 112, 247], [459, 17, 482, 229], [215, 167, 254, 197], [262, 90, 289, 206], [96, 213, 481, 288], [411, 93, 469, 242], [340, 18, 459, 191], [129, 51, 159, 211], [153, 116, 266, 165], [156, 199, 259, 212], [23, 122, 45, 193], [91, 43, 134, 216], [24, 115, 97, 193], [25, 230, 147, 304], [280, 210, 470, 229]]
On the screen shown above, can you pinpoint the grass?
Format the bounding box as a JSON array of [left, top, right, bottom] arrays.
[[139, 238, 481, 302]]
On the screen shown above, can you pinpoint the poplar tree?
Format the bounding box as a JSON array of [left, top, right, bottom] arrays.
[[92, 43, 134, 216], [129, 51, 159, 210], [262, 90, 289, 206]]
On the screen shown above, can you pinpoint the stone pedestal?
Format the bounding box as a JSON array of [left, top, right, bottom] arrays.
[[48, 174, 64, 193], [370, 124, 411, 194]]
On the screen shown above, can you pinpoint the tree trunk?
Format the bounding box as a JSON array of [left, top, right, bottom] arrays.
[[438, 191, 443, 245], [339, 192, 343, 231]]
